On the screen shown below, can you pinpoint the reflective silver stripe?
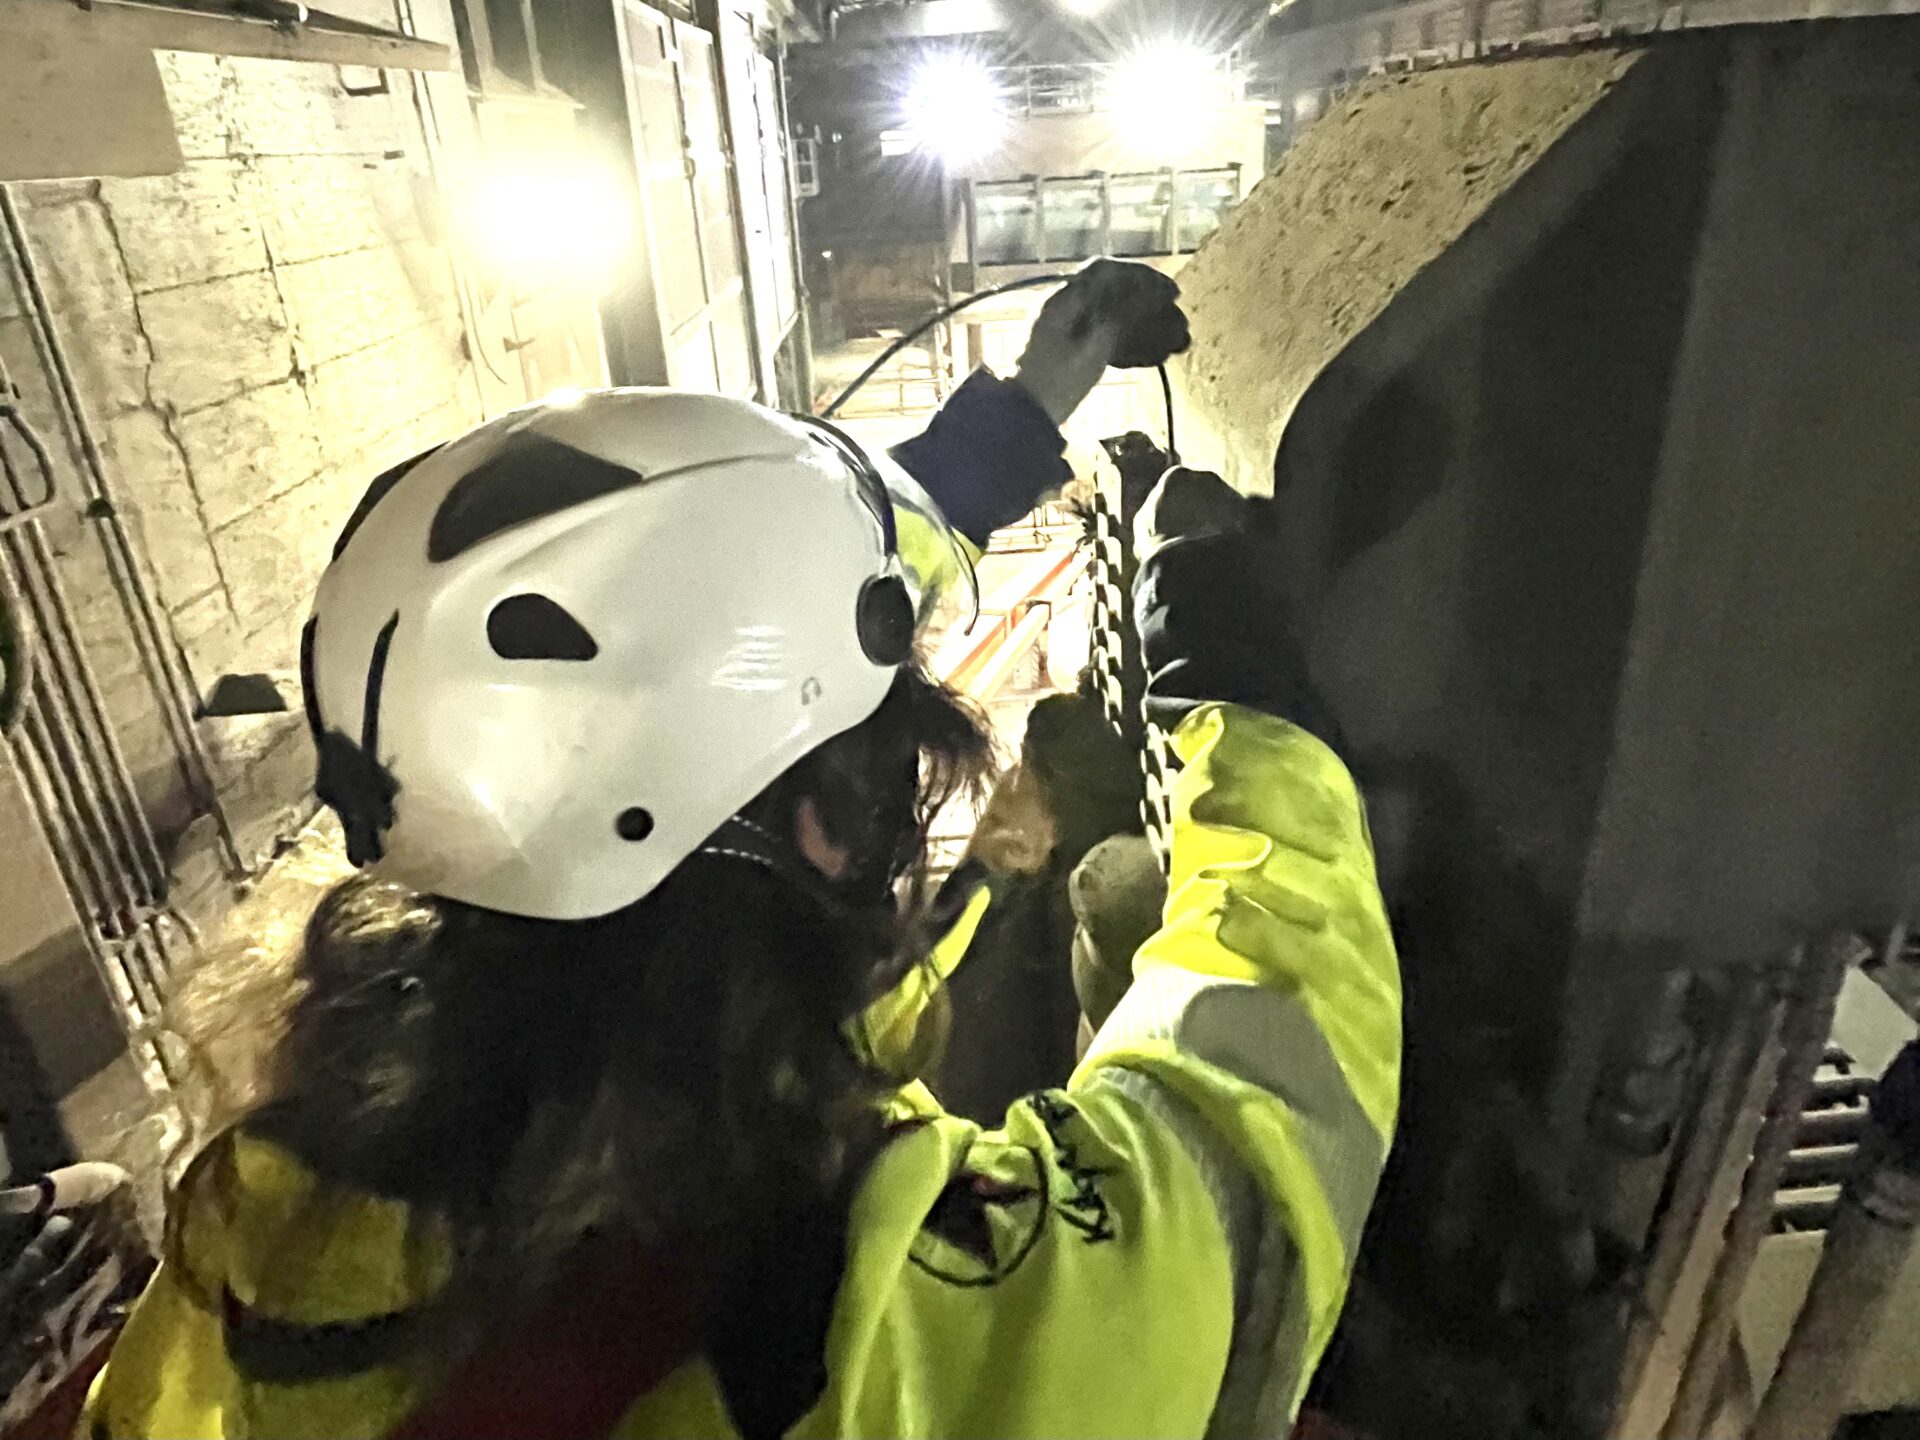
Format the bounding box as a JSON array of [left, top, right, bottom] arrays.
[[1087, 967, 1386, 1256], [1208, 1222, 1314, 1438], [1088, 1066, 1312, 1436], [1088, 1067, 1260, 1295]]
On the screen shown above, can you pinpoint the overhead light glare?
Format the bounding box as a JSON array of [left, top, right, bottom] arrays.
[[904, 53, 1008, 167], [458, 161, 634, 290], [1106, 41, 1227, 153]]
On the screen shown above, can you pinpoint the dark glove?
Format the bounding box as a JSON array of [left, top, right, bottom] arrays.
[[1132, 468, 1344, 750], [1013, 259, 1191, 426], [892, 262, 1189, 546]]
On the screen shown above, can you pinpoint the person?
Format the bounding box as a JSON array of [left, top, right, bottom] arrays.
[[83, 261, 1400, 1439]]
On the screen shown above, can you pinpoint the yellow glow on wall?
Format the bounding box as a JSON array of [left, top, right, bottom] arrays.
[[456, 161, 635, 292]]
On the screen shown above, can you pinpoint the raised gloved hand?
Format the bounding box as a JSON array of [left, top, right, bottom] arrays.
[[894, 263, 1182, 549], [1014, 259, 1191, 426], [1132, 467, 1344, 750], [891, 260, 1190, 548]]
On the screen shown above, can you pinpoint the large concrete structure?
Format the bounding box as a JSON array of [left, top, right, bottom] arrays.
[[1172, 17, 1920, 1434]]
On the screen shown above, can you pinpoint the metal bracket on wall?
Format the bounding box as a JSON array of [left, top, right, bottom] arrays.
[[0, 0, 453, 71]]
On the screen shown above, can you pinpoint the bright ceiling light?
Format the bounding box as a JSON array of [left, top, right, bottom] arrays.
[[904, 53, 1008, 167], [1059, 0, 1114, 13], [458, 161, 635, 291], [1106, 41, 1225, 154]]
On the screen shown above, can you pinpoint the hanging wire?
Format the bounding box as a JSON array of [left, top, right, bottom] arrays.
[[820, 271, 1183, 469], [820, 273, 1077, 419]]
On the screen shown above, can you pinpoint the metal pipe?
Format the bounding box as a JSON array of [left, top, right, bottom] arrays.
[[6, 535, 149, 913], [0, 366, 50, 736], [18, 674, 152, 989], [15, 705, 149, 1025], [5, 524, 166, 897], [0, 299, 194, 923], [1612, 966, 1783, 1434], [1808, 1071, 1876, 1108], [1796, 1105, 1871, 1147], [1748, 1041, 1920, 1440], [0, 186, 243, 874], [0, 396, 61, 529], [115, 928, 167, 1027], [1660, 934, 1864, 1440], [2, 429, 173, 1031], [0, 549, 32, 737], [1770, 1190, 1841, 1232], [1779, 1144, 1864, 1190], [0, 336, 171, 903]]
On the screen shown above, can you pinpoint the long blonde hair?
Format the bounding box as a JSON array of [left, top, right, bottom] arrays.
[[161, 666, 992, 1351]]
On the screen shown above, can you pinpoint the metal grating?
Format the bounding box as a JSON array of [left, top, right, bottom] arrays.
[[1771, 1042, 1876, 1233]]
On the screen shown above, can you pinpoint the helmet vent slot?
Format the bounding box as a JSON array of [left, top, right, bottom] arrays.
[[429, 434, 646, 562], [487, 594, 599, 661], [333, 443, 444, 561]]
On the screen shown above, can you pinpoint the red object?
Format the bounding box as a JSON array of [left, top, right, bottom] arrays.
[[4, 1337, 115, 1440], [390, 1236, 705, 1440]]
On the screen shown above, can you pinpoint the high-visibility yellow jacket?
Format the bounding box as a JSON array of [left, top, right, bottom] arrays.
[[87, 703, 1400, 1439]]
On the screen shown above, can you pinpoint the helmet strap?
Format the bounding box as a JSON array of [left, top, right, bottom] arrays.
[[697, 814, 840, 915]]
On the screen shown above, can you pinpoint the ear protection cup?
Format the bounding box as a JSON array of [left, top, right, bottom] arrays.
[[856, 574, 914, 667]]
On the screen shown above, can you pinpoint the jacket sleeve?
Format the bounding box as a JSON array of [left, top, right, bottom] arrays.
[[813, 702, 1399, 1439], [1072, 700, 1401, 1427], [889, 369, 1073, 550]]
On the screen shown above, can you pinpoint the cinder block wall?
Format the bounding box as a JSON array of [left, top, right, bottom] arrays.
[[0, 48, 485, 885], [0, 37, 495, 1177]]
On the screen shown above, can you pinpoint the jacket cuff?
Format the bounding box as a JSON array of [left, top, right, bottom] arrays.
[[890, 370, 1072, 547]]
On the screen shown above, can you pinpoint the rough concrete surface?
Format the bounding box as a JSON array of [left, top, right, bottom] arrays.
[[1171, 46, 1642, 494], [1156, 24, 1920, 1437], [0, 10, 488, 1172], [3, 47, 484, 865]]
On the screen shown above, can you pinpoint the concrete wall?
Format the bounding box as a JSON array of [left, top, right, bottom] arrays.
[[1, 42, 486, 871], [0, 24, 490, 1172], [1172, 16, 1920, 1143]]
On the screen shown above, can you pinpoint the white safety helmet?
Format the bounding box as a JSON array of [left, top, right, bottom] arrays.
[[302, 388, 942, 921]]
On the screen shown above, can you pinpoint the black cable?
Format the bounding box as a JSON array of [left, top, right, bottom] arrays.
[[820, 271, 1183, 469], [1158, 362, 1177, 466], [820, 273, 1076, 419]]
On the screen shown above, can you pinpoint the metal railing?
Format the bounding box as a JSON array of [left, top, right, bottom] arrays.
[[968, 167, 1242, 268], [984, 55, 1242, 118], [1254, 0, 1920, 96]]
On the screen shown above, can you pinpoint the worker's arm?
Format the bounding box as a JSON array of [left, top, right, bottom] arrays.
[[889, 259, 1188, 551], [1072, 466, 1398, 1424], [1066, 702, 1399, 1428], [815, 471, 1399, 1439]]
